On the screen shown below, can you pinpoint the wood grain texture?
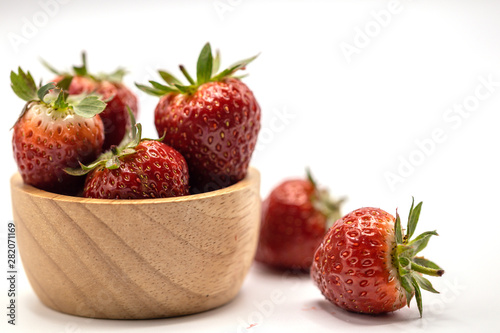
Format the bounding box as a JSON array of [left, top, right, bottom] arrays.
[[10, 168, 261, 319]]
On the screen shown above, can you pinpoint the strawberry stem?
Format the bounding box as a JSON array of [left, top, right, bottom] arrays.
[[410, 261, 444, 277]]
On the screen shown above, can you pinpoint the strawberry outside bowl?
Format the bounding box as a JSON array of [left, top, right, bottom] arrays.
[[9, 167, 260, 319]]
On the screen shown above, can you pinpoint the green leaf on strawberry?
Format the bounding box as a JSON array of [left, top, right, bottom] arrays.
[[55, 75, 73, 91], [53, 89, 70, 110], [11, 68, 38, 101], [212, 49, 221, 76], [72, 52, 88, 77], [212, 53, 259, 81], [73, 95, 108, 118], [37, 82, 56, 102], [158, 70, 182, 86], [39, 57, 62, 75], [149, 80, 176, 93], [10, 68, 107, 127], [393, 200, 444, 317], [412, 272, 439, 294], [136, 42, 259, 96], [306, 168, 345, 228], [179, 64, 196, 86], [407, 197, 423, 239], [95, 67, 127, 83], [407, 230, 439, 255], [197, 43, 213, 84], [41, 51, 127, 83], [66, 108, 155, 176], [134, 83, 166, 97], [395, 210, 404, 244], [413, 256, 442, 270]]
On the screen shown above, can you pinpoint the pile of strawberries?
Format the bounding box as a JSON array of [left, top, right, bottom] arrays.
[[11, 43, 260, 198], [11, 43, 444, 318]]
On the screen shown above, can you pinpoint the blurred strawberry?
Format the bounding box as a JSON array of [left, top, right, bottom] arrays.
[[42, 52, 138, 150], [255, 170, 344, 270], [136, 43, 260, 193]]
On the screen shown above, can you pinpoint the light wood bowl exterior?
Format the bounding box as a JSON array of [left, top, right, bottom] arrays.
[[10, 168, 260, 319]]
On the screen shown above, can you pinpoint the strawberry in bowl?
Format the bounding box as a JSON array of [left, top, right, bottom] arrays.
[[136, 43, 261, 193], [11, 68, 106, 194], [42, 52, 139, 151], [68, 115, 189, 199]]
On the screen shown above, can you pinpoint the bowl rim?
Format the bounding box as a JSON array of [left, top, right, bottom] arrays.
[[10, 167, 259, 205]]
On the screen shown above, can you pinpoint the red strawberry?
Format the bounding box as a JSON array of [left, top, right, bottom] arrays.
[[43, 52, 139, 151], [136, 43, 261, 193], [255, 170, 344, 270], [11, 69, 106, 194], [311, 199, 444, 317], [68, 122, 189, 199]]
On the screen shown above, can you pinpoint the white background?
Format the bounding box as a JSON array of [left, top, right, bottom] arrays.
[[1, 0, 500, 332]]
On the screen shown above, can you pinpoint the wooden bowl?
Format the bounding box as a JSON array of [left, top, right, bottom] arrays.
[[10, 168, 260, 319]]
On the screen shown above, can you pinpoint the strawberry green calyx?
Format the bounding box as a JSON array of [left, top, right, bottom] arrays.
[[306, 168, 345, 228], [393, 198, 444, 317], [10, 68, 107, 125], [10, 68, 38, 102], [66, 109, 160, 176], [135, 42, 259, 96], [41, 52, 127, 83]]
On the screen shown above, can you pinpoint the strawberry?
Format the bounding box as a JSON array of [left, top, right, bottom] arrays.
[[42, 52, 139, 151], [136, 43, 261, 193], [310, 199, 444, 317], [255, 170, 344, 271], [11, 68, 106, 194], [68, 120, 189, 199]]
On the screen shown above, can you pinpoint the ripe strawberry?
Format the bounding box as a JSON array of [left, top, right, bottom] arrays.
[[68, 121, 189, 199], [42, 52, 139, 151], [255, 170, 344, 270], [311, 199, 444, 317], [11, 68, 106, 194], [136, 43, 261, 193]]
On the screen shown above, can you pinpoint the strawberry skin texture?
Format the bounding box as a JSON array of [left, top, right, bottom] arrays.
[[154, 78, 260, 193], [56, 75, 139, 151], [255, 179, 327, 270], [83, 140, 189, 199], [12, 101, 104, 194], [311, 207, 407, 314]]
